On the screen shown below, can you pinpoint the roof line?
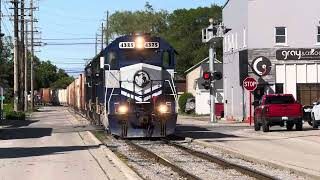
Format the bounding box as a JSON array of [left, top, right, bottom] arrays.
[[223, 0, 231, 9], [184, 57, 222, 74]]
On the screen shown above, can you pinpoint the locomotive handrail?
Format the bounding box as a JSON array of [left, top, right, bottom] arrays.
[[107, 88, 115, 115], [170, 75, 178, 100], [104, 64, 111, 117], [165, 80, 177, 102]]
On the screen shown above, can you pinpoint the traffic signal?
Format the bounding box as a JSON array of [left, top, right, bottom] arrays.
[[212, 72, 222, 80], [203, 72, 211, 80], [201, 81, 211, 90], [203, 71, 223, 81]]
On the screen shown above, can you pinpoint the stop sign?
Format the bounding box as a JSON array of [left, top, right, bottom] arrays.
[[243, 77, 258, 91]]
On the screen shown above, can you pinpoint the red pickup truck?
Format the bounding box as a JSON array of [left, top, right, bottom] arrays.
[[254, 94, 303, 132]]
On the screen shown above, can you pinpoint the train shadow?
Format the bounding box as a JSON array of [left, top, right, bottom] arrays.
[[175, 125, 241, 140], [0, 145, 101, 159], [0, 128, 53, 140]]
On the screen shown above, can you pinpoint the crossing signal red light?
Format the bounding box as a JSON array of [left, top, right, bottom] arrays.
[[203, 72, 211, 80]]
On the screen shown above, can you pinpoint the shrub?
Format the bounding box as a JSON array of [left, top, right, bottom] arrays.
[[5, 111, 26, 120], [178, 93, 194, 112], [3, 104, 13, 113]]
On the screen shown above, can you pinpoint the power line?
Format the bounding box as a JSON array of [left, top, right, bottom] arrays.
[[43, 42, 96, 46], [42, 37, 96, 40]]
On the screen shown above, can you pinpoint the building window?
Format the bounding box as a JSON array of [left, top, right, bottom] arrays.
[[243, 28, 247, 48], [235, 33, 238, 50], [276, 84, 284, 94], [317, 26, 320, 44], [275, 27, 287, 45]]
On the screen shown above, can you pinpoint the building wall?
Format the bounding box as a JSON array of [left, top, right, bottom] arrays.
[[223, 0, 320, 121], [223, 0, 248, 53], [248, 0, 320, 48], [186, 66, 201, 97], [223, 0, 249, 121], [195, 90, 224, 115], [223, 51, 245, 120]]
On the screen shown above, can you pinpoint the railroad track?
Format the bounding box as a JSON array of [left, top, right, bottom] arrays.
[[126, 140, 200, 180], [126, 139, 278, 180]]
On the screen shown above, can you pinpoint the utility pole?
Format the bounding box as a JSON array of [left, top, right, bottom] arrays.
[[101, 22, 104, 51], [30, 0, 34, 111], [20, 0, 25, 111], [202, 18, 228, 123], [24, 12, 28, 112], [13, 0, 19, 112], [95, 33, 98, 55], [106, 11, 109, 46], [0, 0, 4, 65]]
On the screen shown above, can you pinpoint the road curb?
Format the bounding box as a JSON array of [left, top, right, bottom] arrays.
[[84, 131, 142, 180], [189, 138, 320, 180]]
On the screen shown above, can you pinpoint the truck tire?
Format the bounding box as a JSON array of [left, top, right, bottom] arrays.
[[286, 123, 294, 131], [254, 117, 261, 131], [296, 121, 303, 131], [312, 117, 319, 129], [262, 119, 269, 132]]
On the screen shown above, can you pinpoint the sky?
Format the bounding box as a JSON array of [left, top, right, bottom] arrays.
[[2, 0, 225, 76]]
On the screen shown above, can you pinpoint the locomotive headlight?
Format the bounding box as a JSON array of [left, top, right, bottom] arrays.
[[135, 36, 145, 49], [158, 104, 170, 114], [116, 104, 128, 114]]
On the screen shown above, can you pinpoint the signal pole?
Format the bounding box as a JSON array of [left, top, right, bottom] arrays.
[[13, 0, 19, 112], [202, 19, 229, 123], [209, 43, 216, 123]]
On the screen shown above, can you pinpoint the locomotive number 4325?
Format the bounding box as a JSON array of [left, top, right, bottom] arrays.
[[119, 42, 159, 49]]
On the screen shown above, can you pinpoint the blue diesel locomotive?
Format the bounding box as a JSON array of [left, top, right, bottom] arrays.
[[85, 34, 178, 138]]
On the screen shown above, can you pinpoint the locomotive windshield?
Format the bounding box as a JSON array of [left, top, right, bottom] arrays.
[[119, 49, 172, 67]]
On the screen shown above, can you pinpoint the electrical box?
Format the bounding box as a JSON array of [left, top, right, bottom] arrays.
[[202, 26, 217, 43]]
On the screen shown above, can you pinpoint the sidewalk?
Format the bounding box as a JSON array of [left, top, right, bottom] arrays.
[[0, 106, 140, 180]]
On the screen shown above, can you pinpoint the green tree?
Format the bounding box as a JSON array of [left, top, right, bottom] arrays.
[[34, 61, 59, 88], [107, 2, 168, 39], [162, 5, 223, 74], [50, 76, 74, 89]]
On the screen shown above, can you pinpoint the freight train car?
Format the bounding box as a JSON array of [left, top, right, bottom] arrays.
[[66, 34, 178, 138], [66, 74, 86, 112]]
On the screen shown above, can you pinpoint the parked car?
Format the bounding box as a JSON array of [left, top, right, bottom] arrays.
[[302, 105, 314, 126], [254, 94, 303, 132], [311, 102, 320, 129], [185, 98, 195, 113]]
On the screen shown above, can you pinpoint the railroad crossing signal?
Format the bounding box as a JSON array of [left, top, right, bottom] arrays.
[[243, 77, 258, 92], [202, 72, 223, 90]]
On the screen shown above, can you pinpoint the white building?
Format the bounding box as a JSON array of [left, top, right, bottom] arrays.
[[223, 0, 320, 121], [185, 58, 224, 115]]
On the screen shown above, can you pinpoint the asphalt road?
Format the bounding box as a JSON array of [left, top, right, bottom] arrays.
[[0, 107, 109, 180]]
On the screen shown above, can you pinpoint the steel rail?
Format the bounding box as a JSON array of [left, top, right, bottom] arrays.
[[125, 140, 201, 180], [164, 139, 278, 180]]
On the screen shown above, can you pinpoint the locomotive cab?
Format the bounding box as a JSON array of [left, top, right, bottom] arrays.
[[98, 34, 178, 138]]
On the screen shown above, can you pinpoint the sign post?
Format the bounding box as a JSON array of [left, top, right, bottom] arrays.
[[243, 77, 258, 126]]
